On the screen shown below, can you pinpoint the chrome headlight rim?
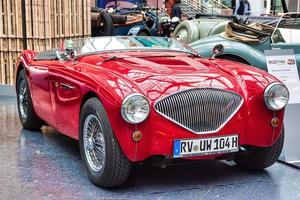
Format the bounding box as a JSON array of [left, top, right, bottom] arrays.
[[121, 93, 150, 124], [264, 82, 289, 111]]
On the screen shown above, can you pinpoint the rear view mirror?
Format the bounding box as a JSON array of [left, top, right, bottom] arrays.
[[212, 44, 224, 58]]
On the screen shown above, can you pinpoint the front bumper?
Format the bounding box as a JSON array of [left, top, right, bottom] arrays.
[[108, 90, 285, 162], [111, 105, 284, 162]]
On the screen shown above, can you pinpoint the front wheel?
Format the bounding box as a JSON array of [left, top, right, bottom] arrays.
[[234, 129, 284, 170], [79, 98, 131, 188], [16, 69, 43, 130]]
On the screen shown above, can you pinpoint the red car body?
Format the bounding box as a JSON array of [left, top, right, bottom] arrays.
[[16, 49, 284, 162]]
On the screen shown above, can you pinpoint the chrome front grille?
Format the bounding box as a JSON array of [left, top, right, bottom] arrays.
[[154, 88, 243, 134]]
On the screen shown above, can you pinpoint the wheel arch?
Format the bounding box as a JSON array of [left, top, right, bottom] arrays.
[[16, 62, 25, 84], [216, 54, 251, 65], [80, 91, 99, 111], [193, 40, 267, 69], [15, 50, 37, 87]]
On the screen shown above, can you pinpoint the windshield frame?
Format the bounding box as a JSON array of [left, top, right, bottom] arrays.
[[271, 12, 300, 44], [67, 36, 200, 59]]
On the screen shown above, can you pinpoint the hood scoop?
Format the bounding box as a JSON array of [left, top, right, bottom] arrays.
[[121, 56, 213, 74]]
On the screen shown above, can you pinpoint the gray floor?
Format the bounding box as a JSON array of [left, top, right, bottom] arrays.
[[0, 96, 300, 200]]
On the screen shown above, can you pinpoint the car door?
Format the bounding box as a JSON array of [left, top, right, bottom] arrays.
[[28, 61, 55, 126], [48, 61, 82, 138]]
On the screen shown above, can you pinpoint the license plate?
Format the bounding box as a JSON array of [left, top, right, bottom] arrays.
[[173, 135, 239, 158]]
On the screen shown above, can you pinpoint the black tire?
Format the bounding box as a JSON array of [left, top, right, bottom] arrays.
[[91, 9, 113, 37], [16, 69, 43, 130], [79, 97, 131, 188], [234, 129, 284, 170], [217, 55, 250, 65]]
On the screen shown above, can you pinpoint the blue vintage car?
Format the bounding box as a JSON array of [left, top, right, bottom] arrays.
[[91, 5, 172, 37]]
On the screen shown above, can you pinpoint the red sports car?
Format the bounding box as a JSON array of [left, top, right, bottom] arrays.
[[16, 36, 289, 188]]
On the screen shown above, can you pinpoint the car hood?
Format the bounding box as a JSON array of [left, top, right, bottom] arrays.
[[78, 52, 271, 102]]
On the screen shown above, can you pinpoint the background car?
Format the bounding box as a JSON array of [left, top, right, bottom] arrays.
[[173, 14, 233, 44], [174, 14, 282, 44], [91, 5, 175, 37], [190, 13, 300, 74], [16, 36, 288, 188]]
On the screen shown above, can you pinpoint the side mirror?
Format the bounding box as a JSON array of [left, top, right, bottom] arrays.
[[212, 44, 224, 58]]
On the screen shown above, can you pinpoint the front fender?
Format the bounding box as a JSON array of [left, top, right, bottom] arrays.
[[51, 62, 142, 161], [15, 50, 37, 88], [191, 37, 268, 70]]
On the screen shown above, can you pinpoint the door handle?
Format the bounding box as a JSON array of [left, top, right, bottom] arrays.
[[60, 83, 75, 90]]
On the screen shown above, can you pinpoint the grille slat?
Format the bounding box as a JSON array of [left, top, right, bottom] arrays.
[[154, 88, 243, 134]]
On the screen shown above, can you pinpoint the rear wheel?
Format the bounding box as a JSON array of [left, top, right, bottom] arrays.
[[234, 130, 284, 170], [79, 98, 131, 188], [16, 69, 43, 130]]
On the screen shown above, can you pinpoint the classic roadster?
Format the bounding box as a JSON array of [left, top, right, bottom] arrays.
[[16, 36, 289, 188]]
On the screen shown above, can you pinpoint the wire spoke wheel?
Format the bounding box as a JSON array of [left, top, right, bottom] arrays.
[[18, 79, 28, 120], [83, 114, 106, 172], [79, 98, 131, 187], [16, 69, 43, 130]]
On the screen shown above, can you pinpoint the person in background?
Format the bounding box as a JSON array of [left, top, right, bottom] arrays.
[[172, 0, 182, 19], [165, 0, 172, 16], [231, 0, 236, 12], [165, 0, 182, 19], [234, 0, 251, 15]]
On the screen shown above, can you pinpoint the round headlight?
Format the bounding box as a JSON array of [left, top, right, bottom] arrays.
[[264, 82, 289, 111], [121, 93, 150, 124]]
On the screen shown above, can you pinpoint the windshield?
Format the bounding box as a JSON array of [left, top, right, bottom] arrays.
[[271, 13, 300, 43], [65, 36, 196, 56]]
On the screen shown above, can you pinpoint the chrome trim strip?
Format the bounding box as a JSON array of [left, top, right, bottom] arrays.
[[154, 88, 244, 135], [60, 83, 75, 90]]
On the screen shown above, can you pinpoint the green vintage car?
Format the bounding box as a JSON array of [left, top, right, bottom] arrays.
[[190, 13, 300, 75], [173, 14, 281, 44], [173, 14, 232, 43]]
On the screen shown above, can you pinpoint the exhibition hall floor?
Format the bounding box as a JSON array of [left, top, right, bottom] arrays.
[[0, 96, 300, 200]]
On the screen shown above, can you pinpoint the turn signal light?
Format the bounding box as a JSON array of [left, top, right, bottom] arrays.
[[271, 117, 279, 128], [132, 130, 142, 142]]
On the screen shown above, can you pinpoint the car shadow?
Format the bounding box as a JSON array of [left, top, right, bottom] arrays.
[[16, 126, 274, 196]]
